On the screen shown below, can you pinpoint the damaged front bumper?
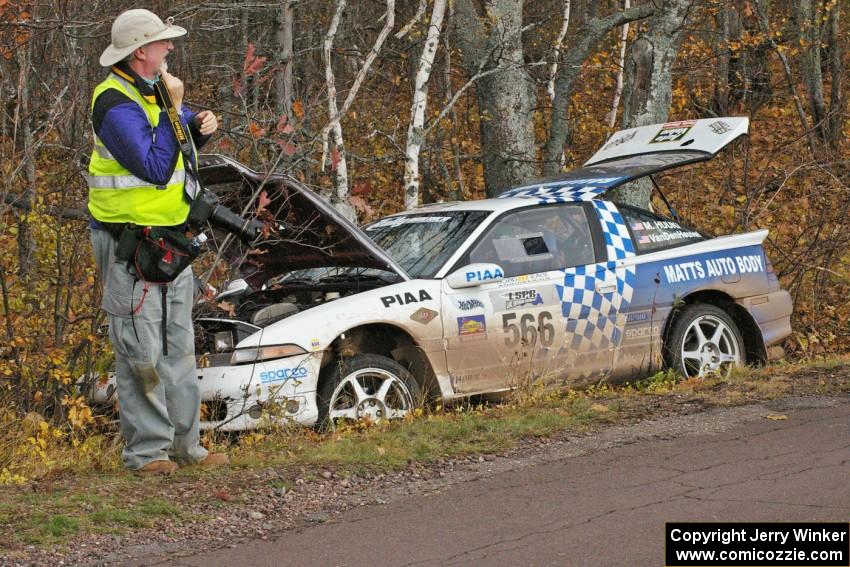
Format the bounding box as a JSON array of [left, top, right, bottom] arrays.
[[198, 351, 323, 431]]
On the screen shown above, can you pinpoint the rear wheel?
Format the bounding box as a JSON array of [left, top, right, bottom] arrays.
[[665, 304, 744, 378], [317, 354, 422, 429]]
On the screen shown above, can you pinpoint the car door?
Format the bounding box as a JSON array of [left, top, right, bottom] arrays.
[[443, 204, 598, 394], [553, 201, 637, 382]]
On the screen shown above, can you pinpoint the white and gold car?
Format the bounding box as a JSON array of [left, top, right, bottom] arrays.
[[89, 117, 792, 430]]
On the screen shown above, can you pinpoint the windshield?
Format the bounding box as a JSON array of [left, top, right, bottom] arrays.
[[363, 211, 490, 278]]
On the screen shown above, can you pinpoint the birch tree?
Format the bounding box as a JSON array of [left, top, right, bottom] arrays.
[[403, 0, 447, 210], [543, 2, 655, 176], [547, 0, 571, 104], [321, 0, 395, 220], [606, 0, 630, 128]]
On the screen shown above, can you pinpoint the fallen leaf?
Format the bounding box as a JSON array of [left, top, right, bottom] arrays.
[[257, 190, 271, 212], [212, 489, 233, 502], [376, 447, 386, 456], [763, 414, 787, 420], [590, 403, 609, 413]]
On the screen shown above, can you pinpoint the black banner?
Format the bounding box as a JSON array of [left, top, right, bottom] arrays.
[[666, 522, 849, 566]]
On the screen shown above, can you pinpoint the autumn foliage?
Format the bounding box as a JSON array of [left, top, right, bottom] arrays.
[[0, 0, 848, 482]]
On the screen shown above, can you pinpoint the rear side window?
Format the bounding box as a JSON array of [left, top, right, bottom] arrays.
[[465, 204, 595, 277], [619, 205, 704, 254]]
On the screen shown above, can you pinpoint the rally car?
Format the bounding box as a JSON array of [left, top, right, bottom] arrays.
[[89, 117, 792, 430]]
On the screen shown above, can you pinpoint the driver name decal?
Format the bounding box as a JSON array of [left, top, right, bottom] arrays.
[[663, 254, 764, 283], [381, 290, 433, 308]]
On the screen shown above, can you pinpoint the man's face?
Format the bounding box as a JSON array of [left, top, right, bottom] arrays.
[[134, 39, 174, 77]]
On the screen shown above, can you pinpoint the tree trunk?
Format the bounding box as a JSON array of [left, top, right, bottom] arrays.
[[403, 0, 447, 210], [547, 0, 572, 104], [610, 0, 695, 209], [606, 0, 630, 128], [714, 1, 730, 115], [275, 0, 295, 119], [15, 42, 35, 281], [797, 0, 827, 143], [825, 2, 843, 145], [544, 2, 655, 176], [452, 0, 539, 196]]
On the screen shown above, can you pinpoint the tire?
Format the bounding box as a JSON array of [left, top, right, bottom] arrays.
[[317, 354, 422, 429], [664, 303, 744, 378]]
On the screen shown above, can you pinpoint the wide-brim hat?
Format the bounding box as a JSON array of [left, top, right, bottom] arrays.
[[99, 9, 187, 67]]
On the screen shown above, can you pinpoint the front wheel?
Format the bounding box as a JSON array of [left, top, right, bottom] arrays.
[[664, 304, 744, 378], [317, 354, 422, 429]]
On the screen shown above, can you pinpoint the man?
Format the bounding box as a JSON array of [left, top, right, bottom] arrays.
[[88, 9, 228, 474]]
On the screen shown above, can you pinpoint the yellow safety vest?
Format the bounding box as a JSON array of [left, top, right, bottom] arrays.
[[87, 70, 191, 226]]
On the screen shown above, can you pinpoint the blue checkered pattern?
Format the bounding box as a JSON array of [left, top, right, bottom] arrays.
[[593, 201, 636, 260], [498, 184, 607, 204], [553, 202, 637, 374]]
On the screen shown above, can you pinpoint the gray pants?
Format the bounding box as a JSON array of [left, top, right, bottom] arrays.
[[91, 228, 208, 470]]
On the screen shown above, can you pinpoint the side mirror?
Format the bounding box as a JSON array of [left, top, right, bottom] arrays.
[[446, 263, 505, 289]]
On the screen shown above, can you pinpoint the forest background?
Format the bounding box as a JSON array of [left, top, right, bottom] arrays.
[[0, 0, 847, 482]]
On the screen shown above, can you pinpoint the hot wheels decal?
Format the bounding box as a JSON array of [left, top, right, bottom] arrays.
[[454, 298, 485, 311]]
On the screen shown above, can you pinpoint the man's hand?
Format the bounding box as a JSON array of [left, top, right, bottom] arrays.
[[160, 68, 184, 110], [194, 110, 218, 136]]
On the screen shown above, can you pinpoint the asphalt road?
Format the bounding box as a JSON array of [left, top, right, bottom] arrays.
[[167, 397, 850, 567]]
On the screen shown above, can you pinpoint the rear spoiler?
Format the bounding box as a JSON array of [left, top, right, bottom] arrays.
[[500, 117, 748, 200], [585, 117, 748, 166]]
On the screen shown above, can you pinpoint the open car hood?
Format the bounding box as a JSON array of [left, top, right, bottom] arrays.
[[197, 154, 410, 286], [500, 117, 748, 200]]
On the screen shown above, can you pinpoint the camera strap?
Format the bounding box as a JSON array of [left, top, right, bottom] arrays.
[[154, 79, 201, 201]]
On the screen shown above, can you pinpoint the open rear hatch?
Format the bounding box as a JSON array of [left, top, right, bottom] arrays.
[[500, 117, 748, 200]]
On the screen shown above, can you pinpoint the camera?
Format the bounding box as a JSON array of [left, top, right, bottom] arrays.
[[188, 188, 264, 244]]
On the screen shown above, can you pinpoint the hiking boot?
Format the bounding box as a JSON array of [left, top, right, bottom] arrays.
[[197, 453, 230, 467], [136, 459, 178, 475]]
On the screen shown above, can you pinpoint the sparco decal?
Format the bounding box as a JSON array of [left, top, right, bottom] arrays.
[[381, 290, 433, 308], [260, 366, 308, 384]]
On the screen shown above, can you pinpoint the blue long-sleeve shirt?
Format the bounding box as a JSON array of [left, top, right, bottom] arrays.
[[91, 65, 210, 186]]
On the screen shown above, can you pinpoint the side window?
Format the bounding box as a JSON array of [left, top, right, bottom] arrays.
[[467, 205, 595, 277], [620, 205, 705, 254]]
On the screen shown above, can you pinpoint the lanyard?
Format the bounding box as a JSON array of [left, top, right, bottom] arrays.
[[154, 79, 201, 200]]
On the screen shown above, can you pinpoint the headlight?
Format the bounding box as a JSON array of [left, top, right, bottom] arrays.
[[213, 331, 235, 353], [230, 344, 307, 365]]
